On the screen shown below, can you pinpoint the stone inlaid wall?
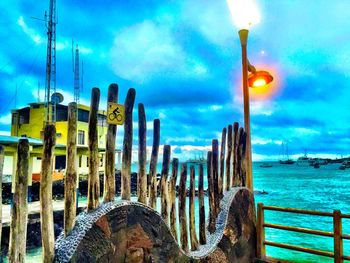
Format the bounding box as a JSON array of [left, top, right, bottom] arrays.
[[54, 187, 256, 263]]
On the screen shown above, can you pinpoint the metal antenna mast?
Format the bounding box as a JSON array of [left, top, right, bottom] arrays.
[[73, 44, 80, 104], [44, 0, 57, 124]]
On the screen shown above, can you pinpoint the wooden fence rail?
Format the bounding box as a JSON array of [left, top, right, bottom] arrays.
[[257, 203, 350, 263]]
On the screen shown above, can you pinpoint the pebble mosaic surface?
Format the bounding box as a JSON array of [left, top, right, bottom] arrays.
[[54, 187, 256, 262]]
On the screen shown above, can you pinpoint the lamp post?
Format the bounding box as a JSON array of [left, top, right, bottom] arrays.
[[227, 0, 261, 192]]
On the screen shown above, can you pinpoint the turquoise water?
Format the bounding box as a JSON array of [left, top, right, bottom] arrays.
[[6, 161, 350, 262]]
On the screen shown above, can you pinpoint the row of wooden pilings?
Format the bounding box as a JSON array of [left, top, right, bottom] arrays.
[[0, 83, 247, 262]]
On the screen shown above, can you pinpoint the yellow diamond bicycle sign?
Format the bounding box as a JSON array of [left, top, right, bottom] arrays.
[[107, 103, 125, 125]]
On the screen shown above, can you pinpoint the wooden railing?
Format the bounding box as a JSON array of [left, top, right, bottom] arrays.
[[257, 203, 350, 263]]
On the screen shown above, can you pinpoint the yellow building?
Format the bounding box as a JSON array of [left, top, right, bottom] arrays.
[[9, 102, 108, 178]]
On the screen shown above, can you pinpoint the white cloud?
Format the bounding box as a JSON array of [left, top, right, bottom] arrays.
[[0, 130, 10, 136], [17, 16, 42, 44], [0, 113, 11, 125], [182, 0, 233, 46], [110, 20, 208, 83]]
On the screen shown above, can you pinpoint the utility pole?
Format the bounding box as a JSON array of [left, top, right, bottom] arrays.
[[44, 0, 57, 124], [72, 43, 80, 104]]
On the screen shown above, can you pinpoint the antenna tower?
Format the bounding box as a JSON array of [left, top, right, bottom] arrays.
[[73, 44, 80, 103], [44, 0, 57, 124]]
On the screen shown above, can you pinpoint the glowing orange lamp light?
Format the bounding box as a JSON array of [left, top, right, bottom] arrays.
[[248, 70, 273, 88]]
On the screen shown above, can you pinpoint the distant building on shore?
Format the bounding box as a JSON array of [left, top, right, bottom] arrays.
[[0, 102, 110, 191]]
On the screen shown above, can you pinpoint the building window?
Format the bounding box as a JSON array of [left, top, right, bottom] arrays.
[[56, 105, 68, 122], [18, 108, 30, 124], [78, 109, 89, 123], [78, 130, 85, 145], [12, 113, 18, 124], [97, 114, 106, 127], [87, 157, 89, 167], [100, 155, 104, 167], [79, 156, 82, 168]]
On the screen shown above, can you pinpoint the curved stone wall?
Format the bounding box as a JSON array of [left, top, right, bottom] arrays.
[[54, 187, 256, 262]]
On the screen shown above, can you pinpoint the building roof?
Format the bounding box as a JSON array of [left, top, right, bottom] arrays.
[[0, 135, 65, 147]]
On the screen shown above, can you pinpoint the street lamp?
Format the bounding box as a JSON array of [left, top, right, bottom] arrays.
[[227, 0, 272, 192]]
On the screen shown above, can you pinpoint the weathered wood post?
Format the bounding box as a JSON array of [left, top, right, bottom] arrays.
[[231, 122, 239, 187], [179, 163, 188, 252], [333, 210, 343, 263], [148, 119, 160, 209], [225, 125, 232, 191], [198, 163, 206, 244], [212, 139, 219, 217], [121, 88, 136, 200], [104, 84, 118, 202], [234, 127, 243, 186], [9, 139, 29, 263], [0, 145, 4, 250], [138, 103, 147, 204], [219, 128, 226, 198], [207, 151, 216, 233], [169, 158, 179, 240], [160, 145, 171, 223], [88, 88, 100, 210], [64, 103, 78, 236], [189, 165, 199, 251], [238, 129, 247, 186], [257, 203, 266, 259], [40, 125, 56, 263]]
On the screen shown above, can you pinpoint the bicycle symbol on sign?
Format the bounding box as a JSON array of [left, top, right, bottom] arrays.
[[109, 107, 123, 122], [107, 103, 125, 125]]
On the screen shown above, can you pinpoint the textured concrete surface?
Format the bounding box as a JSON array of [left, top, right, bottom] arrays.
[[54, 187, 256, 263]]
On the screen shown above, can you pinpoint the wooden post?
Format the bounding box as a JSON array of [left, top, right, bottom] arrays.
[[88, 88, 100, 210], [64, 103, 78, 236], [189, 165, 199, 251], [212, 139, 219, 216], [238, 129, 247, 186], [225, 125, 232, 191], [333, 210, 343, 263], [160, 145, 171, 223], [207, 151, 216, 233], [137, 103, 147, 204], [170, 158, 179, 240], [9, 139, 29, 263], [148, 119, 160, 209], [40, 125, 56, 262], [219, 128, 226, 198], [231, 122, 239, 187], [257, 203, 266, 259], [198, 163, 206, 244], [178, 163, 188, 252], [0, 145, 4, 251], [121, 88, 136, 200], [235, 127, 243, 186], [104, 84, 118, 202]]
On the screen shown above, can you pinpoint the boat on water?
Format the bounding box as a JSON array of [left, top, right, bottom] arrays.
[[279, 159, 295, 164], [296, 154, 312, 166], [260, 163, 273, 168], [339, 160, 350, 170], [186, 152, 206, 164], [279, 142, 295, 165], [186, 157, 206, 164]]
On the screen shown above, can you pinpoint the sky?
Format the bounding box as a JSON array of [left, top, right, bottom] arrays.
[[0, 0, 349, 161]]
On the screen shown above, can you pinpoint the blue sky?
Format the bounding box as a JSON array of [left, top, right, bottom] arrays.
[[0, 0, 349, 161]]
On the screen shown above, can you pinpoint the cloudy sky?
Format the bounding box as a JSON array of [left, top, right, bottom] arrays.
[[0, 0, 349, 161]]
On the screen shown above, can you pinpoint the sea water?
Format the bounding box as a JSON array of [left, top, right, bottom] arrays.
[[11, 162, 350, 262]]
